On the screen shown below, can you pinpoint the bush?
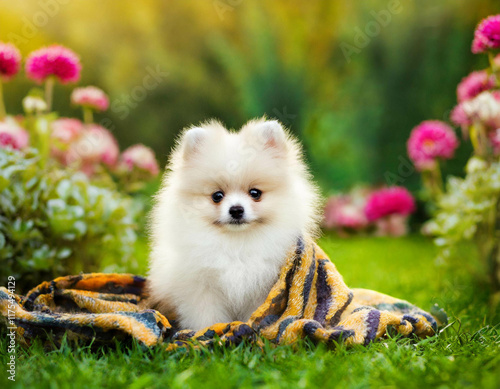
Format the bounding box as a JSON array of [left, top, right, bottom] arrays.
[[0, 148, 138, 290], [406, 14, 500, 294], [0, 43, 162, 290], [426, 161, 500, 290]]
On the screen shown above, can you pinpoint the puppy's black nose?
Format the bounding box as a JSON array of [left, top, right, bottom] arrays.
[[229, 205, 245, 219]]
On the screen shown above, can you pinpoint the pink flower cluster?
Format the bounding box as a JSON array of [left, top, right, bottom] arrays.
[[450, 15, 500, 134], [51, 118, 84, 163], [0, 43, 21, 81], [462, 91, 500, 129], [0, 41, 161, 188], [324, 192, 368, 232], [0, 118, 29, 150], [71, 86, 109, 111], [472, 15, 500, 54], [51, 119, 118, 173], [409, 13, 500, 202], [450, 104, 471, 129], [0, 42, 82, 85], [50, 119, 159, 179], [69, 125, 119, 169], [26, 45, 81, 84], [120, 144, 160, 176], [364, 187, 415, 222], [51, 118, 83, 144], [457, 71, 495, 103], [407, 121, 459, 171], [451, 70, 496, 130], [324, 186, 415, 237]]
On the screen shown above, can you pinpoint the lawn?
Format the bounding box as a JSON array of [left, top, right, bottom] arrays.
[[1, 235, 499, 389]]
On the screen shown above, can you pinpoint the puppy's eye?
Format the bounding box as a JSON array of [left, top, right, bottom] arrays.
[[211, 191, 224, 203], [249, 188, 262, 200]]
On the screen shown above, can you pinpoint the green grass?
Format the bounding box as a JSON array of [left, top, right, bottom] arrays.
[[1, 235, 499, 389]]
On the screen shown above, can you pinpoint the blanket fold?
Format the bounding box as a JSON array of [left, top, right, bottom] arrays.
[[0, 238, 445, 350]]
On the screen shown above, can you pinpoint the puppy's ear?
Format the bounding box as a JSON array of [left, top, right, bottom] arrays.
[[181, 127, 206, 160], [242, 119, 288, 155]]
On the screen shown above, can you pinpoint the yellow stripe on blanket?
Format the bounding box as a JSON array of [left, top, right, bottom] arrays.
[[0, 238, 445, 350]]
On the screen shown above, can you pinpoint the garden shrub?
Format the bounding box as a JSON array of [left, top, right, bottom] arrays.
[[0, 43, 160, 290], [0, 147, 138, 290]]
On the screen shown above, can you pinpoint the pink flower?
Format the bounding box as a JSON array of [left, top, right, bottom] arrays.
[[451, 103, 472, 139], [50, 121, 119, 175], [472, 15, 500, 54], [334, 205, 368, 229], [0, 42, 21, 81], [324, 196, 368, 230], [456, 71, 495, 103], [374, 214, 409, 237], [451, 103, 472, 128], [407, 120, 459, 170], [0, 118, 29, 150], [0, 132, 17, 148], [67, 124, 119, 169], [51, 118, 84, 143], [71, 86, 109, 111], [491, 128, 500, 155], [50, 118, 84, 163], [25, 45, 81, 84], [364, 187, 416, 222], [462, 91, 500, 129], [120, 144, 159, 176]]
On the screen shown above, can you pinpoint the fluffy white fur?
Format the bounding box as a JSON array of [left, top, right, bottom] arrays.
[[147, 118, 321, 330]]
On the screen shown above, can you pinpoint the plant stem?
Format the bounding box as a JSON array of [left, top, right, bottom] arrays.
[[83, 107, 94, 124], [422, 167, 442, 203], [470, 123, 490, 159], [470, 124, 480, 156], [44, 77, 55, 112], [434, 162, 444, 195], [488, 52, 500, 86], [488, 51, 495, 67], [0, 80, 6, 120]]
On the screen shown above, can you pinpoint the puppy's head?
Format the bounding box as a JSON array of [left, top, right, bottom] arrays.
[[166, 118, 320, 235]]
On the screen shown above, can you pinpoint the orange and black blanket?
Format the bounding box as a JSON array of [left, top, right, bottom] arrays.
[[0, 238, 446, 350]]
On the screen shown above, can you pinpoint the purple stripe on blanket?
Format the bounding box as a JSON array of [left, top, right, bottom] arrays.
[[313, 260, 332, 325], [329, 327, 355, 342], [276, 316, 298, 343], [301, 248, 316, 314], [329, 290, 353, 327], [283, 238, 305, 301], [364, 309, 381, 345]]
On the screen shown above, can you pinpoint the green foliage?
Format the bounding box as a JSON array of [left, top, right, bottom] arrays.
[[2, 236, 498, 388], [0, 148, 138, 290], [426, 161, 500, 290], [427, 162, 500, 248]]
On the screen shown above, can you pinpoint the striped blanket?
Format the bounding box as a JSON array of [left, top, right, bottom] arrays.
[[0, 238, 446, 350]]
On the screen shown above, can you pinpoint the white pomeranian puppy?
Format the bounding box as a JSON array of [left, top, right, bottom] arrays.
[[147, 118, 321, 330]]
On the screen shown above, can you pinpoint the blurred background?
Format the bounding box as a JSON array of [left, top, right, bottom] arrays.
[[3, 5, 500, 379], [1, 0, 498, 192]]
